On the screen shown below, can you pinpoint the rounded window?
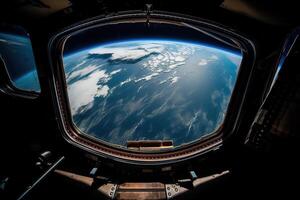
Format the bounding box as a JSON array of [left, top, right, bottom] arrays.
[[49, 12, 255, 164]]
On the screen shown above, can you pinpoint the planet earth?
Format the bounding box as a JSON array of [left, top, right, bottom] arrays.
[[0, 32, 40, 92], [15, 70, 40, 92], [63, 39, 242, 147]]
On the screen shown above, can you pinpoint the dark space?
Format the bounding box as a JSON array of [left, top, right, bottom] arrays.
[[0, 0, 300, 199]]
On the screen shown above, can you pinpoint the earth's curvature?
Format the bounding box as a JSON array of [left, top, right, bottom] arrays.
[[0, 32, 40, 92], [63, 39, 242, 147]]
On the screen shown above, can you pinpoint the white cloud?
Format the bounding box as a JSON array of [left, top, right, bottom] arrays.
[[197, 55, 219, 66], [159, 80, 168, 85], [134, 73, 159, 82], [174, 56, 185, 62], [67, 70, 109, 114], [157, 54, 164, 60], [141, 43, 195, 75], [211, 90, 222, 107], [170, 76, 179, 84], [198, 59, 208, 66], [67, 64, 98, 81], [137, 86, 143, 93], [96, 85, 109, 97], [186, 110, 215, 137], [72, 60, 87, 71], [227, 53, 242, 66], [187, 110, 203, 136], [210, 55, 218, 60], [110, 69, 122, 75], [120, 78, 132, 86], [168, 62, 185, 69], [89, 43, 163, 62]]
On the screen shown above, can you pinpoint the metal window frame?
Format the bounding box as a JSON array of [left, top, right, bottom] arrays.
[[0, 55, 40, 99], [0, 26, 41, 98], [48, 11, 256, 165]]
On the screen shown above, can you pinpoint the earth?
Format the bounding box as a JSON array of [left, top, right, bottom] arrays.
[[63, 39, 242, 147], [15, 70, 40, 92], [0, 32, 40, 92]]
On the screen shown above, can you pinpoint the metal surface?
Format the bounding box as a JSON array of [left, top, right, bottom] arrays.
[[54, 169, 230, 199], [17, 156, 65, 200], [54, 169, 117, 199], [116, 182, 166, 200], [165, 184, 187, 199], [48, 10, 255, 165]]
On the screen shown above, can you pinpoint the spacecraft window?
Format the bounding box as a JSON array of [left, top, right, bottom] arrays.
[[61, 20, 243, 151], [0, 27, 40, 93]]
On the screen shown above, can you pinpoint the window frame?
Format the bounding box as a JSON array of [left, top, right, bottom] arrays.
[[0, 55, 40, 99], [0, 27, 41, 98], [48, 11, 256, 165]]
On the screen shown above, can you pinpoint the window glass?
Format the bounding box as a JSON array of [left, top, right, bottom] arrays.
[[62, 22, 242, 149], [0, 28, 40, 93]]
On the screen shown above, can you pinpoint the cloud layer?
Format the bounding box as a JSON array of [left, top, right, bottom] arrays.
[[63, 40, 242, 146]]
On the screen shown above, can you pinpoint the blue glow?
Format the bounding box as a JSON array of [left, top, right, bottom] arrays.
[[64, 38, 242, 59], [63, 39, 242, 147], [0, 32, 40, 92]]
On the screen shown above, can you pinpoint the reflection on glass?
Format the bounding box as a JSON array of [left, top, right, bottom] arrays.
[[63, 39, 242, 147], [0, 31, 40, 92]]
